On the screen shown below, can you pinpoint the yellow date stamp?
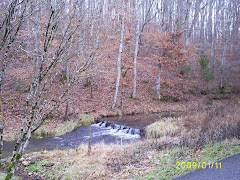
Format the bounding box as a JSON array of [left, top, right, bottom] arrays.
[[176, 162, 222, 169]]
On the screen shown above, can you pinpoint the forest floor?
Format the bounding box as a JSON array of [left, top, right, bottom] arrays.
[[2, 60, 239, 141]]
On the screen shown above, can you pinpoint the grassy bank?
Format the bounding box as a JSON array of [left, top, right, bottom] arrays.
[[4, 114, 94, 141], [6, 138, 239, 180], [141, 139, 240, 180], [33, 114, 94, 139]]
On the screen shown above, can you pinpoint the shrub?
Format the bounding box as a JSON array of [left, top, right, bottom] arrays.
[[161, 95, 179, 102], [180, 64, 191, 76], [199, 52, 209, 69], [47, 113, 54, 119], [27, 160, 47, 173], [219, 86, 231, 94], [199, 52, 213, 85], [200, 90, 209, 95], [59, 74, 67, 85]]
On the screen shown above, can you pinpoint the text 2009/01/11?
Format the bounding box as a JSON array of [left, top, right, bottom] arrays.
[[176, 162, 222, 169]]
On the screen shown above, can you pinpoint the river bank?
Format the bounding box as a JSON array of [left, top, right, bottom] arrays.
[[1, 95, 239, 179], [4, 93, 238, 142]]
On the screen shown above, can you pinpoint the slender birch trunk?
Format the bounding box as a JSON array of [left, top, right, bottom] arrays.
[[220, 5, 226, 88], [132, 0, 140, 98], [0, 0, 28, 167], [0, 98, 4, 166], [112, 14, 124, 110], [186, 0, 202, 46], [221, 36, 226, 88], [213, 0, 220, 77]]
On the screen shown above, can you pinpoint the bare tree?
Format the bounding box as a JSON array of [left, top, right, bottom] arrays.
[[185, 0, 203, 45], [132, 0, 140, 98], [0, 0, 28, 166], [112, 9, 125, 110], [5, 1, 102, 178]]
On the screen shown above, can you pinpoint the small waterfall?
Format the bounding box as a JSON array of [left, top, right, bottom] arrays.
[[92, 120, 141, 138]]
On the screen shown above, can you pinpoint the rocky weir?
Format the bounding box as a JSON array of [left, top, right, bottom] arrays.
[[94, 119, 143, 136]]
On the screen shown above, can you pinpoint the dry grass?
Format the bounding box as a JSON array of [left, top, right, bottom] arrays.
[[144, 95, 240, 146], [33, 125, 52, 137], [33, 114, 94, 138], [145, 117, 181, 138], [179, 96, 240, 146], [19, 138, 179, 180], [19, 136, 239, 180], [4, 131, 17, 141], [54, 120, 80, 136], [23, 143, 133, 180], [78, 114, 94, 126]]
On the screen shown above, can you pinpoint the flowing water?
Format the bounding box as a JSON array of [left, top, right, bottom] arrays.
[[3, 111, 182, 157]]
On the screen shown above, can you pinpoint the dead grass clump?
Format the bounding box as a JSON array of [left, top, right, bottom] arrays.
[[78, 114, 94, 126], [145, 117, 181, 139], [33, 125, 52, 137], [30, 142, 131, 180], [106, 138, 181, 178], [4, 132, 17, 141], [55, 120, 80, 136], [180, 98, 240, 146], [106, 143, 145, 173]]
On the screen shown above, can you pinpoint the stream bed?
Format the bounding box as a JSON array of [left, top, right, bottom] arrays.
[[3, 111, 181, 157]]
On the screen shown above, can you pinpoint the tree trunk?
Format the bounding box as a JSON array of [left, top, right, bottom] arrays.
[[64, 65, 70, 121], [186, 0, 202, 45], [156, 64, 161, 100], [112, 14, 124, 110], [0, 98, 4, 166], [0, 0, 28, 167], [132, 0, 140, 98], [121, 84, 124, 111], [220, 5, 226, 88], [72, 85, 76, 118], [221, 36, 226, 88], [87, 125, 91, 156]]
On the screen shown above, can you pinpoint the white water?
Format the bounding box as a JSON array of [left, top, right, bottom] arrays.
[[87, 122, 141, 140]]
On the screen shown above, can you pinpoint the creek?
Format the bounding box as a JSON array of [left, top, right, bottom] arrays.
[[2, 111, 181, 157]]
